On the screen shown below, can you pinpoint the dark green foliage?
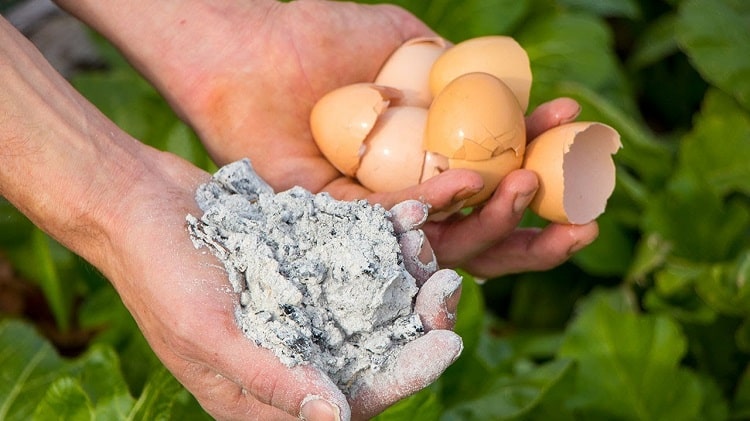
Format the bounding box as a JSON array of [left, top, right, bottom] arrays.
[[1, 0, 748, 419]]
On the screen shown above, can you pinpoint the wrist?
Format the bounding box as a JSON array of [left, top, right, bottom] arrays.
[[0, 16, 204, 273]]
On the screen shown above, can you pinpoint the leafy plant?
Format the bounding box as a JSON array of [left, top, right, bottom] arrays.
[[1, 0, 748, 419]]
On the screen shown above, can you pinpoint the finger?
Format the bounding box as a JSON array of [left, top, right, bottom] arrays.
[[414, 269, 462, 331], [389, 200, 429, 233], [169, 317, 351, 421], [349, 330, 463, 419], [174, 363, 299, 421], [463, 222, 599, 278], [398, 230, 438, 285], [424, 169, 539, 267], [363, 169, 484, 212], [525, 97, 581, 140]]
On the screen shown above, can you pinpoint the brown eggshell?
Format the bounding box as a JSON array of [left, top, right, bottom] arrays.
[[375, 37, 449, 108], [523, 122, 622, 224], [448, 149, 525, 206], [425, 72, 525, 161], [429, 36, 532, 112], [421, 151, 449, 183], [310, 83, 402, 177], [356, 106, 428, 192]]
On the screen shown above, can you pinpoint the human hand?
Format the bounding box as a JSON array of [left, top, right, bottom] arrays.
[[1, 12, 461, 420], [55, 0, 598, 279], [108, 156, 461, 421], [169, 1, 598, 278]]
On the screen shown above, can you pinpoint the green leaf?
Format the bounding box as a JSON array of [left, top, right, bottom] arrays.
[[694, 251, 750, 316], [737, 317, 750, 353], [572, 213, 634, 276], [551, 81, 674, 187], [33, 377, 93, 421], [438, 273, 489, 406], [641, 260, 718, 324], [557, 0, 640, 18], [78, 285, 162, 395], [424, 0, 530, 41], [559, 288, 728, 420], [453, 271, 485, 354], [0, 198, 34, 246], [733, 364, 750, 419], [4, 229, 83, 331], [517, 12, 633, 114], [74, 346, 134, 420], [0, 320, 193, 420], [643, 180, 750, 262], [628, 13, 680, 70], [476, 326, 563, 372], [128, 368, 184, 421], [375, 386, 443, 421], [0, 321, 67, 421], [674, 89, 750, 197], [676, 0, 750, 111], [508, 267, 590, 330], [626, 233, 672, 284], [29, 229, 72, 331], [442, 359, 575, 420]]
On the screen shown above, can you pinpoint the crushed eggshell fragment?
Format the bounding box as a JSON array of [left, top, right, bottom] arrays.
[[424, 72, 525, 160], [523, 122, 622, 224], [310, 83, 402, 177], [356, 106, 429, 192], [375, 37, 449, 108], [429, 36, 533, 112]]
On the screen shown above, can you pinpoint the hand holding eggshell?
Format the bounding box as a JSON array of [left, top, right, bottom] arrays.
[[310, 35, 621, 225]]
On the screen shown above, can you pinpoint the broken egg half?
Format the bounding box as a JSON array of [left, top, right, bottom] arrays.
[[309, 35, 621, 223], [523, 122, 622, 224]]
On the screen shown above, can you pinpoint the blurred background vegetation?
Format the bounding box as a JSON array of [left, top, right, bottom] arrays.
[[1, 0, 749, 419]]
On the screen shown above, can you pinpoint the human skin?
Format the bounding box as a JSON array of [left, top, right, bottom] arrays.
[[4, 0, 598, 418], [0, 14, 462, 421], [53, 0, 599, 280]]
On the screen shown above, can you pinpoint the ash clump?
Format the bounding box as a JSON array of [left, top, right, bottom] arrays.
[[186, 159, 424, 394]]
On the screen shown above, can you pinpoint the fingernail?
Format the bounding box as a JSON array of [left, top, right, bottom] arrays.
[[389, 200, 428, 233], [513, 190, 536, 214], [567, 240, 586, 256], [443, 272, 463, 322], [568, 103, 582, 121], [416, 232, 436, 267], [453, 186, 481, 202], [399, 231, 438, 286], [300, 396, 341, 421]]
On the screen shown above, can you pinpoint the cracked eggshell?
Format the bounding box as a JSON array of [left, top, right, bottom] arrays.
[[375, 37, 449, 108], [449, 151, 525, 207], [429, 35, 532, 112], [425, 72, 526, 161], [310, 83, 402, 177], [523, 122, 622, 224], [356, 106, 428, 192]]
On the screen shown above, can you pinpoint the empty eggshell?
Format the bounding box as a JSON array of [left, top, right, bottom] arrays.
[[310, 83, 401, 177], [425, 72, 526, 161], [356, 106, 428, 192], [429, 36, 532, 112], [523, 122, 622, 224], [375, 37, 449, 108], [421, 151, 450, 183]]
